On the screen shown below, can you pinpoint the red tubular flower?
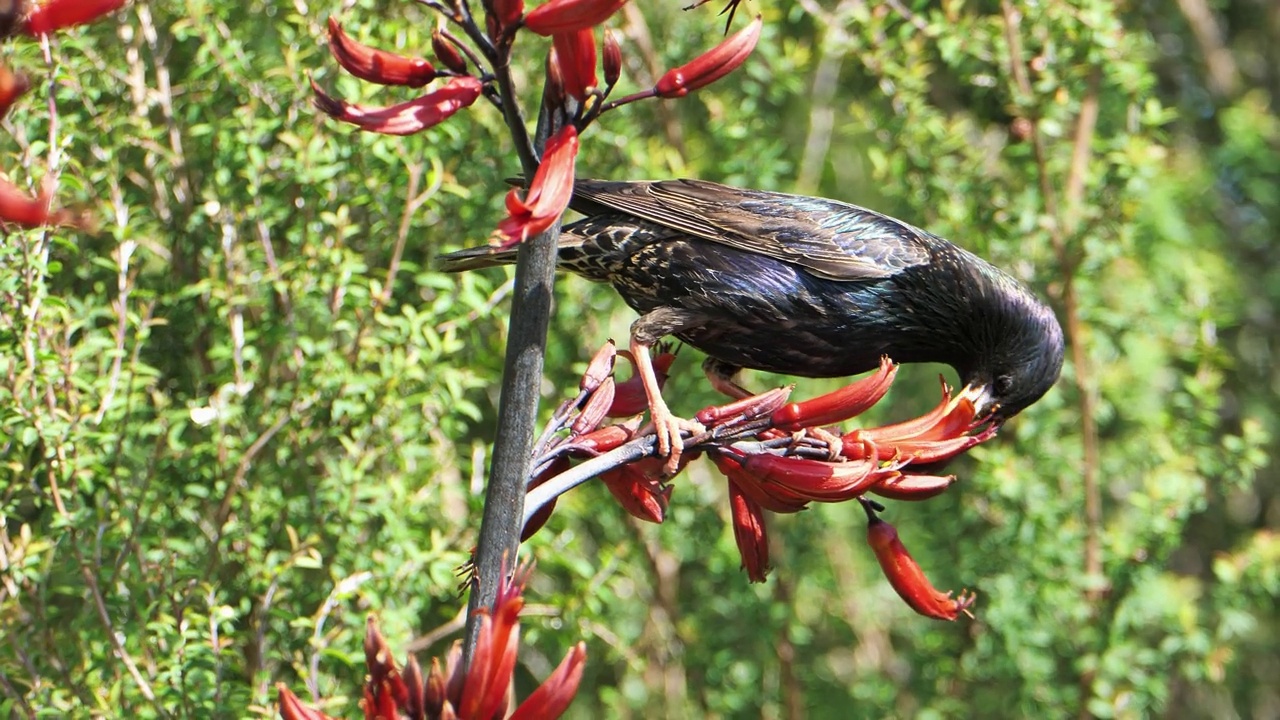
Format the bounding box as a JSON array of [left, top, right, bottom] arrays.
[[654, 15, 761, 99], [489, 0, 525, 34], [742, 453, 891, 503], [869, 473, 956, 501], [311, 76, 482, 136], [524, 0, 629, 36], [728, 479, 770, 583], [710, 450, 808, 514], [696, 386, 791, 427], [551, 29, 598, 101], [277, 684, 336, 720], [22, 0, 126, 35], [864, 506, 975, 621], [0, 65, 30, 121], [771, 356, 896, 431], [277, 566, 586, 720], [327, 18, 437, 87], [522, 456, 570, 541], [0, 178, 88, 230], [843, 382, 996, 465], [508, 641, 587, 720], [600, 458, 673, 523], [496, 125, 579, 247], [609, 348, 675, 418]]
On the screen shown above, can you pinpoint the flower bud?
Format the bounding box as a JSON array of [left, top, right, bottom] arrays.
[[432, 30, 469, 74], [772, 356, 895, 431], [655, 15, 761, 98], [602, 29, 622, 88], [580, 340, 617, 392]]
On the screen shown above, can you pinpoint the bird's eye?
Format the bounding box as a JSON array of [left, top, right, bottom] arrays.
[[994, 374, 1014, 396]]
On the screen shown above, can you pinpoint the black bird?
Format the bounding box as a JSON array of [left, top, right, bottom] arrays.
[[440, 179, 1065, 468]]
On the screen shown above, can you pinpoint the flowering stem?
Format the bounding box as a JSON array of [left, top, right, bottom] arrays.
[[461, 39, 559, 666]]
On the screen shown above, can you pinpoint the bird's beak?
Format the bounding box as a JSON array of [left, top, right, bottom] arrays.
[[961, 383, 997, 421]]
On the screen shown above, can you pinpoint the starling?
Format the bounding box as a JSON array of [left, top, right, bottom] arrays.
[[441, 179, 1065, 468]]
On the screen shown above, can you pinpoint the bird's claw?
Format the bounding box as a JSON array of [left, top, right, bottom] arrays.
[[652, 411, 705, 477]]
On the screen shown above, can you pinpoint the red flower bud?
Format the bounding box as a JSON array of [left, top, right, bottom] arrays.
[[728, 478, 770, 582], [865, 508, 975, 621], [496, 125, 579, 246], [580, 340, 617, 392], [23, 0, 126, 35], [655, 15, 761, 98], [552, 29, 598, 101], [432, 30, 470, 74], [524, 0, 629, 36], [696, 385, 791, 427], [311, 76, 482, 136], [571, 376, 615, 436], [566, 423, 634, 455], [327, 18, 436, 87], [771, 356, 896, 431], [0, 65, 30, 121], [602, 29, 622, 88]]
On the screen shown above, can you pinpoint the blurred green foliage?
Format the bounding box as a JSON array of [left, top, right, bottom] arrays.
[[1, 0, 1276, 717]]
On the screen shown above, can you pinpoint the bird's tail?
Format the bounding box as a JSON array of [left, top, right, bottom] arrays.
[[436, 244, 519, 272]]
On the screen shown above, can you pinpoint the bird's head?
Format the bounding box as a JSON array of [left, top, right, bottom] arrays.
[[958, 293, 1065, 423]]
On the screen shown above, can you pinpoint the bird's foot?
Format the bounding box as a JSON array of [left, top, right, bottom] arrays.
[[794, 425, 845, 461], [648, 406, 705, 477]]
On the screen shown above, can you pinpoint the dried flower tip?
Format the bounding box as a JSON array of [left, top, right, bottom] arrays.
[[655, 15, 761, 98], [327, 18, 437, 87], [524, 0, 629, 36]]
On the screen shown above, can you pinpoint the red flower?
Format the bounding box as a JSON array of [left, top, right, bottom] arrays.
[[551, 29, 597, 101], [0, 65, 30, 121], [277, 567, 586, 719], [863, 503, 975, 621], [524, 0, 629, 37], [727, 480, 770, 583], [495, 125, 579, 247], [0, 178, 88, 230], [311, 76, 482, 136], [327, 18, 437, 87], [600, 458, 673, 524], [22, 0, 126, 35], [654, 15, 761, 98]]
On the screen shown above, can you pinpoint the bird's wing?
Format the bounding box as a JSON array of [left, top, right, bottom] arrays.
[[570, 179, 933, 281]]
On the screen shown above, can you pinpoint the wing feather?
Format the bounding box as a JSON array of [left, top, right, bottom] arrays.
[[569, 179, 932, 281]]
